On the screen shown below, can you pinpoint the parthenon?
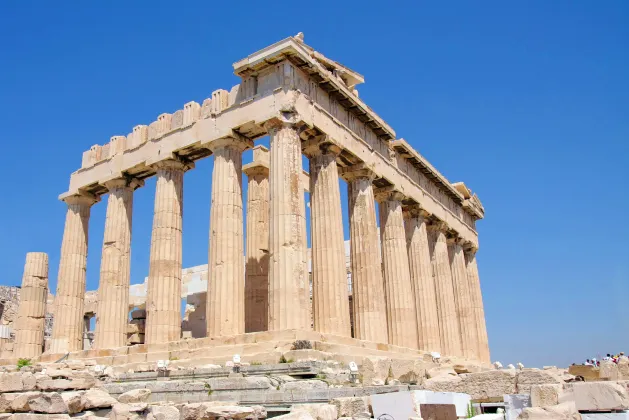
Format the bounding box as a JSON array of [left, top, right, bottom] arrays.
[[4, 33, 489, 365]]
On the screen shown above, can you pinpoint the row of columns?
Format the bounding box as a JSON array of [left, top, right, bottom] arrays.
[[45, 121, 489, 363]]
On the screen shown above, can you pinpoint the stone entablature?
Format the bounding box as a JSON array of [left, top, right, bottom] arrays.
[[65, 36, 482, 246]]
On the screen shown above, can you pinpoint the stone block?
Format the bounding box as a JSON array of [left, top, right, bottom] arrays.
[[601, 361, 621, 381], [361, 356, 391, 386], [531, 384, 563, 407], [28, 393, 68, 414], [290, 404, 338, 420], [118, 389, 151, 404], [424, 369, 516, 401], [389, 359, 426, 384], [573, 382, 629, 411], [516, 368, 564, 394], [330, 397, 370, 418], [518, 401, 580, 419]]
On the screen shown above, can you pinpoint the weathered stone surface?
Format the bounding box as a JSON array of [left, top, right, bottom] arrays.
[[376, 191, 418, 349], [308, 143, 351, 337], [361, 357, 391, 386], [145, 159, 189, 344], [14, 253, 49, 359], [516, 369, 564, 394], [181, 403, 253, 420], [517, 401, 580, 420], [9, 392, 40, 412], [60, 391, 84, 414], [0, 372, 36, 392], [424, 369, 516, 400], [146, 405, 180, 420], [426, 366, 457, 379], [94, 178, 139, 350], [28, 393, 67, 414], [572, 382, 629, 411], [244, 147, 270, 334], [12, 414, 72, 420], [49, 194, 96, 353], [272, 412, 315, 420], [80, 390, 118, 410], [280, 380, 328, 391], [531, 384, 563, 407], [600, 360, 620, 380], [330, 397, 370, 418], [36, 372, 94, 391], [389, 359, 426, 384], [290, 404, 337, 420], [206, 137, 250, 337], [267, 123, 309, 330], [343, 165, 388, 343], [118, 389, 151, 404], [110, 403, 148, 420]]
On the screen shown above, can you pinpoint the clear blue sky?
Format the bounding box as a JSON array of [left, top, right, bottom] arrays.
[[1, 1, 627, 368]]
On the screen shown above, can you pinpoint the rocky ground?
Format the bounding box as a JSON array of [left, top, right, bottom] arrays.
[[0, 353, 628, 419]]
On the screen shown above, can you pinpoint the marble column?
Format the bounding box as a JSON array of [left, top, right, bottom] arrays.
[[448, 237, 476, 360], [14, 252, 49, 358], [244, 147, 270, 333], [307, 142, 351, 336], [341, 164, 388, 343], [145, 158, 193, 345], [49, 193, 98, 354], [427, 222, 462, 357], [404, 206, 441, 352], [266, 119, 308, 330], [94, 177, 142, 350], [465, 248, 491, 363], [375, 188, 418, 349], [206, 136, 252, 337]]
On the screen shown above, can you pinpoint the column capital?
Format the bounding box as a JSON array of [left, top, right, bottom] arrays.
[[149, 155, 195, 172], [340, 162, 377, 182], [426, 218, 449, 233], [446, 233, 465, 246], [205, 132, 254, 153], [262, 115, 308, 135], [463, 242, 479, 255], [61, 191, 100, 207], [303, 135, 342, 158], [403, 203, 431, 220], [373, 186, 405, 203], [102, 176, 144, 191], [243, 162, 269, 177]]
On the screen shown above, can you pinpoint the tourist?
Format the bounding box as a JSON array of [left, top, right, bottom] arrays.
[[584, 359, 593, 366]]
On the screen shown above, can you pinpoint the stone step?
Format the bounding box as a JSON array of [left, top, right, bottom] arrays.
[[108, 361, 322, 383]]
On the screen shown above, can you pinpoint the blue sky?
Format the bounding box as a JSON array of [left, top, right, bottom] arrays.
[[1, 1, 627, 368]]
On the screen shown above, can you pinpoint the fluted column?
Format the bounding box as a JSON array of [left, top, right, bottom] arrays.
[[14, 253, 49, 358], [404, 206, 441, 352], [341, 164, 388, 343], [206, 136, 252, 337], [94, 177, 142, 349], [465, 248, 491, 363], [244, 146, 270, 333], [306, 141, 351, 336], [266, 119, 308, 330], [49, 193, 98, 353], [145, 158, 193, 345], [448, 237, 476, 360], [427, 222, 462, 357], [375, 188, 418, 349]]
